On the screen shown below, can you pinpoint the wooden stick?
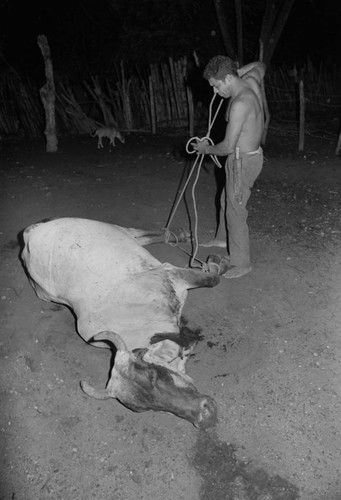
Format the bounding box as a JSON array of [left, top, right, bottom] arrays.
[[186, 85, 194, 137]]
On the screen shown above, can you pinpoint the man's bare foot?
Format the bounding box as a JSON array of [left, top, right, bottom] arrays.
[[223, 266, 252, 279], [200, 238, 226, 248]]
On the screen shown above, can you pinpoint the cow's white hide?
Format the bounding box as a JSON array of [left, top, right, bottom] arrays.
[[22, 218, 188, 350], [21, 217, 228, 427]]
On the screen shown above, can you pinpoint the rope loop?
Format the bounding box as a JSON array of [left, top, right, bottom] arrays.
[[163, 227, 179, 247], [185, 135, 223, 169], [185, 135, 213, 155]]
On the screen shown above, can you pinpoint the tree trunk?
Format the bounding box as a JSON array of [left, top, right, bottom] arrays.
[[234, 0, 243, 65], [262, 0, 297, 66], [37, 35, 58, 152], [213, 0, 236, 60], [259, 0, 277, 58]]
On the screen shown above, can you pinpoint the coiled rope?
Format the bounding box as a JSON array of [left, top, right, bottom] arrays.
[[165, 92, 224, 268]]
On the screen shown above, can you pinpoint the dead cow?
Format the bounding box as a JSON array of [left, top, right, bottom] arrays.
[[21, 218, 229, 428]]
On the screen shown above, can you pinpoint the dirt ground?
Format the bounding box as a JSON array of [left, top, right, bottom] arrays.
[[1, 125, 341, 500]]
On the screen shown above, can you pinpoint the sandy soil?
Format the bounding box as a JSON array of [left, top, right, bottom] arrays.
[[0, 127, 341, 500]]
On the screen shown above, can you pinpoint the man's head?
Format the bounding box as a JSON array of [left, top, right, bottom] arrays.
[[203, 56, 238, 81], [203, 55, 238, 98]]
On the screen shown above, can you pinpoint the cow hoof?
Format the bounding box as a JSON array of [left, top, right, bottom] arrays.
[[207, 254, 221, 265]]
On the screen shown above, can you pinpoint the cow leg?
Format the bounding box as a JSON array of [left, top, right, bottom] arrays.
[[122, 227, 191, 247], [173, 255, 230, 289]]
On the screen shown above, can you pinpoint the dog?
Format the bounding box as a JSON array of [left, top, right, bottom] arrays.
[[90, 127, 125, 149]]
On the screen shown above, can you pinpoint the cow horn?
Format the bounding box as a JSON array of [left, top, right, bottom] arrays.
[[92, 330, 134, 381], [92, 330, 128, 352], [80, 380, 111, 400]]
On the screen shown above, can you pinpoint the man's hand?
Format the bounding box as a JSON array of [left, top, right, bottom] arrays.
[[237, 61, 266, 82], [192, 138, 209, 155]]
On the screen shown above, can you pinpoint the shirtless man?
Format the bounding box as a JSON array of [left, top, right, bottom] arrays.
[[193, 56, 266, 279]]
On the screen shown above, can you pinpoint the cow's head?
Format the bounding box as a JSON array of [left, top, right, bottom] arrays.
[[80, 331, 217, 429]]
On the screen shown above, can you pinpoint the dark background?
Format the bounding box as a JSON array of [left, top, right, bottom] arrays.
[[1, 0, 340, 79]]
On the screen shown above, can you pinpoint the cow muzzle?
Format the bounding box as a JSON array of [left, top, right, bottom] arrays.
[[194, 396, 218, 429]]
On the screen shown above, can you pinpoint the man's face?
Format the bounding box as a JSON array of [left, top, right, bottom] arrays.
[[208, 76, 232, 98]]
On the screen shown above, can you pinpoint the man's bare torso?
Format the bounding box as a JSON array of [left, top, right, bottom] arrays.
[[226, 75, 264, 154]]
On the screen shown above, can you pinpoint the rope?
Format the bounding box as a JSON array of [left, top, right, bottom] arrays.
[[185, 93, 224, 169], [165, 92, 225, 268]]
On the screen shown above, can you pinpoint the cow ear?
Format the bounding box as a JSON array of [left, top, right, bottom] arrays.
[[105, 361, 135, 398]]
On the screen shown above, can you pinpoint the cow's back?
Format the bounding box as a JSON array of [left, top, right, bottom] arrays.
[[22, 218, 161, 303]]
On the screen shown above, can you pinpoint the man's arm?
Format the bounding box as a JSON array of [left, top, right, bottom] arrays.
[[195, 99, 249, 156], [237, 61, 266, 83]]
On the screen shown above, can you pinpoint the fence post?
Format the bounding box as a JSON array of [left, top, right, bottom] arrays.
[[336, 130, 341, 156]]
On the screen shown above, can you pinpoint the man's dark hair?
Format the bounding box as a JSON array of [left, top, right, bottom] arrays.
[[203, 56, 238, 81]]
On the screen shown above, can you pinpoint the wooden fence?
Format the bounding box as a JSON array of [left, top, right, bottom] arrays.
[[0, 59, 340, 149]]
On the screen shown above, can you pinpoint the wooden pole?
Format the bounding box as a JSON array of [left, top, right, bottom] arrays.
[[125, 79, 133, 130], [37, 35, 58, 152], [298, 78, 305, 151], [149, 75, 156, 134], [259, 40, 270, 145]]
